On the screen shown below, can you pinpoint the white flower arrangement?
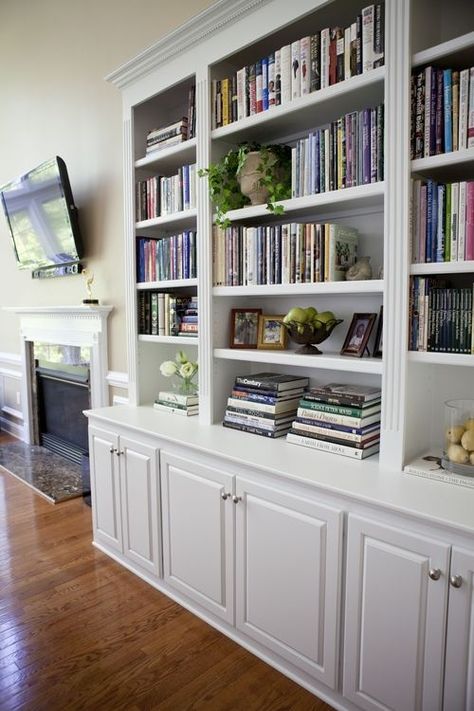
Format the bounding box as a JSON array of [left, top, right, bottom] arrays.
[[160, 351, 198, 394]]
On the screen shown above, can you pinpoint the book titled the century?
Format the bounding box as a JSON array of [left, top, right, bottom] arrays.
[[234, 372, 309, 392]]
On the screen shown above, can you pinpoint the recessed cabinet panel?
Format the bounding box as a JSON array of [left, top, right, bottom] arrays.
[[343, 514, 450, 711], [235, 478, 343, 687], [89, 426, 122, 552], [160, 452, 234, 623], [444, 546, 474, 711], [120, 437, 161, 577]]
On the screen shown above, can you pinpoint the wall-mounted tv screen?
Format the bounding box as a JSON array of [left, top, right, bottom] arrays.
[[0, 156, 83, 273]]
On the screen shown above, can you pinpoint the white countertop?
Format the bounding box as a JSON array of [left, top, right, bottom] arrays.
[[86, 405, 474, 536]]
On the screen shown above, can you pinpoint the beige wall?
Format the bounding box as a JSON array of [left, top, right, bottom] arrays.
[[0, 0, 215, 373]]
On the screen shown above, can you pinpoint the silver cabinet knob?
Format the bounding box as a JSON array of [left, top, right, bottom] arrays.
[[450, 575, 463, 588], [232, 495, 242, 504], [221, 491, 230, 500], [117, 450, 124, 456], [429, 568, 441, 581], [110, 447, 117, 454]]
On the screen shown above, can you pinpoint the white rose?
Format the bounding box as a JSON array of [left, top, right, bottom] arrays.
[[179, 362, 197, 379], [160, 360, 178, 377]]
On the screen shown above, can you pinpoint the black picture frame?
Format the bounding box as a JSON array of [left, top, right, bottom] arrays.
[[373, 306, 383, 358], [340, 313, 377, 358]]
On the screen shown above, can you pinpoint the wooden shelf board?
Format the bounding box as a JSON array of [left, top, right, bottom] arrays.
[[410, 262, 474, 276], [137, 278, 198, 290], [408, 351, 474, 367], [412, 31, 474, 68], [136, 209, 197, 231], [214, 348, 383, 374], [221, 182, 385, 224], [213, 280, 384, 296], [211, 67, 385, 144], [135, 138, 197, 172], [139, 335, 198, 345]]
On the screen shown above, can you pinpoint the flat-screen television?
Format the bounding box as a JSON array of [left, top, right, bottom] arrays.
[[0, 156, 83, 274]]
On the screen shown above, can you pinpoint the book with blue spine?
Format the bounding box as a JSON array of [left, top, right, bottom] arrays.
[[443, 68, 453, 153], [261, 56, 269, 111]]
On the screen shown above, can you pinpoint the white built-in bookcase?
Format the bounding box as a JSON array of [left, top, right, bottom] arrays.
[[107, 0, 474, 473]]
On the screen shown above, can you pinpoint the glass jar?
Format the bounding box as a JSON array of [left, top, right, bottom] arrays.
[[443, 399, 474, 476]]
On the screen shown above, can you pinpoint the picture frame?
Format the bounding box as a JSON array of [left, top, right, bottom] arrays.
[[340, 313, 377, 357], [257, 314, 288, 350], [230, 308, 262, 348], [373, 306, 383, 358]]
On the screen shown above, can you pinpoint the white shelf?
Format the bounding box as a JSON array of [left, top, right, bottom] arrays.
[[214, 348, 383, 374], [213, 280, 384, 297], [211, 66, 385, 144], [221, 182, 385, 224], [408, 351, 474, 367], [135, 138, 196, 172], [412, 31, 474, 69], [410, 262, 474, 276], [137, 278, 198, 290], [411, 148, 474, 179], [136, 208, 197, 231], [139, 334, 198, 345]]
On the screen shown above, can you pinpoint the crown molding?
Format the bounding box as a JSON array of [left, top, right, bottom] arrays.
[[105, 0, 272, 89]]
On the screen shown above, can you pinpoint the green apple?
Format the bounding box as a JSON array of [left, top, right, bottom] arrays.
[[305, 306, 318, 320], [316, 310, 336, 324], [283, 306, 307, 324]]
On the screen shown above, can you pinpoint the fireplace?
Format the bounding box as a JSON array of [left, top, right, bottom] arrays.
[[36, 361, 90, 464], [4, 305, 113, 445]]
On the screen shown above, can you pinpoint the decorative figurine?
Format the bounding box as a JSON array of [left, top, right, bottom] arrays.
[[82, 269, 99, 305], [345, 256, 373, 281]]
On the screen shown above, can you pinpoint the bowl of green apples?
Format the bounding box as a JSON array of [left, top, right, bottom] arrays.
[[282, 306, 343, 355]]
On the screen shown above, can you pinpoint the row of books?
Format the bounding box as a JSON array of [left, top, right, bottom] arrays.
[[138, 293, 198, 337], [409, 278, 473, 353], [136, 233, 197, 283], [222, 372, 309, 438], [154, 390, 199, 417], [213, 223, 359, 286], [292, 105, 384, 196], [135, 164, 196, 221], [411, 179, 474, 263], [146, 117, 189, 154], [287, 382, 381, 460], [212, 4, 384, 128], [411, 65, 474, 159], [145, 85, 196, 155]]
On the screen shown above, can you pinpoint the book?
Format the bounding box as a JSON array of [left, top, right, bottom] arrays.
[[403, 451, 474, 489], [227, 397, 301, 414], [287, 432, 380, 459], [298, 399, 381, 418], [224, 413, 293, 430], [158, 391, 199, 406], [222, 420, 289, 438], [289, 426, 380, 449], [305, 383, 382, 405], [155, 399, 199, 413], [296, 407, 381, 428], [292, 419, 380, 443], [233, 372, 309, 392], [231, 387, 306, 404], [153, 402, 199, 416]]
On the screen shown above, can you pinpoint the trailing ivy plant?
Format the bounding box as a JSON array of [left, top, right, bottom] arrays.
[[198, 141, 291, 228]]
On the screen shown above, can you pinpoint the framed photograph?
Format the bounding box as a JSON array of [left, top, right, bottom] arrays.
[[257, 315, 288, 350], [230, 308, 262, 348], [340, 313, 377, 357], [373, 306, 383, 357]]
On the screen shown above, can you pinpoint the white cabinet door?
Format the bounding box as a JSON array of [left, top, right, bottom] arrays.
[[444, 546, 474, 711], [160, 451, 234, 623], [235, 478, 343, 688], [88, 425, 122, 552], [343, 514, 450, 711], [120, 436, 161, 577]]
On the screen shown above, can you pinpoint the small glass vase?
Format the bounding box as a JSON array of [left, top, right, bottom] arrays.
[[443, 399, 474, 476], [173, 377, 198, 396]]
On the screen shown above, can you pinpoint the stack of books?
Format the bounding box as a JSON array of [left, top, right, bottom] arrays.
[[146, 117, 188, 154], [178, 296, 198, 338], [223, 372, 309, 438], [154, 390, 199, 416], [287, 383, 382, 459]]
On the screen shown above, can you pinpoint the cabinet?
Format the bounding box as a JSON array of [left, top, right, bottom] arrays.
[[160, 449, 343, 685], [89, 425, 161, 577], [343, 514, 474, 711]]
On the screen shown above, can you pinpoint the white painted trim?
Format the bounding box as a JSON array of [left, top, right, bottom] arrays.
[[105, 0, 273, 88], [0, 368, 22, 380], [112, 395, 129, 406], [2, 405, 22, 419], [106, 371, 129, 390], [0, 416, 25, 440], [0, 352, 21, 367]]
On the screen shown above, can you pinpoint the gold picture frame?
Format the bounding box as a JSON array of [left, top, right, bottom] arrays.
[[257, 314, 288, 350]]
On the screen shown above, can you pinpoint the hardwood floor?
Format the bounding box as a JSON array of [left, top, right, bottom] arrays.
[[0, 434, 335, 711]]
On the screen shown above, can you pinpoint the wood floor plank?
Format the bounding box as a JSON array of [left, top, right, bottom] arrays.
[[0, 437, 335, 710]]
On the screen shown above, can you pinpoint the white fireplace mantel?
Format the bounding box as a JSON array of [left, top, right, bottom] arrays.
[[4, 305, 113, 444]]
